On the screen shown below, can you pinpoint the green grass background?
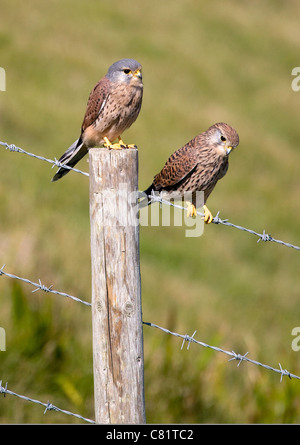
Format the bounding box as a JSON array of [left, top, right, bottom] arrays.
[[1, 0, 300, 423]]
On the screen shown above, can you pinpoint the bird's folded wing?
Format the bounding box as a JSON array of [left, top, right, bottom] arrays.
[[80, 77, 110, 132], [152, 141, 199, 190]]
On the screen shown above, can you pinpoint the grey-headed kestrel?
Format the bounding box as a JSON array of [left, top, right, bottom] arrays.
[[141, 122, 239, 223], [52, 58, 143, 181]]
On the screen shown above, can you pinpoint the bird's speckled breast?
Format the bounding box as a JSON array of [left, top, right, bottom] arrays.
[[95, 82, 143, 143]]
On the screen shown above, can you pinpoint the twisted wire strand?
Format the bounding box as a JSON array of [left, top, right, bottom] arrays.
[[0, 381, 95, 423], [146, 193, 300, 250], [0, 141, 89, 177], [143, 321, 299, 381], [0, 264, 91, 307]]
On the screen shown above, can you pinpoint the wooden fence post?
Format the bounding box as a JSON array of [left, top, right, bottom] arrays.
[[89, 147, 145, 424]]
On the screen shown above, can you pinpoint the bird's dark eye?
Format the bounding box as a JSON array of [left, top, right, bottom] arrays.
[[123, 69, 131, 74], [220, 135, 226, 142]]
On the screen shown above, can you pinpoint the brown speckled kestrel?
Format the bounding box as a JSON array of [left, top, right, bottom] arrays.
[[52, 58, 143, 181], [142, 122, 239, 223]]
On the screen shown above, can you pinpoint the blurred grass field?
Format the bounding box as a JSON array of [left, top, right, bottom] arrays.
[[1, 0, 300, 423]]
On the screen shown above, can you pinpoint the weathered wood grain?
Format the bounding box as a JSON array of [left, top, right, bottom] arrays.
[[89, 147, 145, 424]]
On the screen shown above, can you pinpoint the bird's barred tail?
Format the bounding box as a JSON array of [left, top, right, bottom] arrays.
[[51, 138, 87, 182], [138, 184, 155, 209]]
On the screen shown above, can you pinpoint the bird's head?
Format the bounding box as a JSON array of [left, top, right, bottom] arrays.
[[207, 122, 239, 156], [106, 58, 143, 87]]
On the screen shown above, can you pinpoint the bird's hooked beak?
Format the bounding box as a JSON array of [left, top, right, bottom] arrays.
[[133, 68, 142, 79], [225, 145, 233, 156]]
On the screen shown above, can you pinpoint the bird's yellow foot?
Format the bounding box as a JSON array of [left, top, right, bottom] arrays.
[[103, 137, 123, 150], [103, 137, 137, 150], [203, 205, 213, 224], [186, 202, 197, 218], [118, 137, 137, 149]]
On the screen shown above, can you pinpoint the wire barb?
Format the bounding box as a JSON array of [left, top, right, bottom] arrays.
[[181, 330, 197, 350], [31, 279, 54, 293], [279, 363, 292, 382], [228, 351, 249, 367], [44, 401, 57, 414], [258, 230, 273, 243], [0, 381, 8, 397]]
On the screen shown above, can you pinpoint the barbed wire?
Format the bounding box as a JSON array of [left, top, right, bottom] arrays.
[[0, 381, 95, 424], [146, 193, 300, 250], [0, 264, 91, 307], [1, 263, 300, 422], [2, 262, 298, 383], [142, 321, 300, 382], [1, 140, 300, 250], [1, 140, 300, 423], [0, 141, 89, 177]]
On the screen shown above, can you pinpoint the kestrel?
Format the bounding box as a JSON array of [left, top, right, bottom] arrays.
[[52, 58, 143, 181], [141, 122, 239, 223]]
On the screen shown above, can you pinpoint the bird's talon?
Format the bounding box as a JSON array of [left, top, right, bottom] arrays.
[[186, 202, 197, 218], [118, 138, 137, 149], [108, 144, 123, 150], [104, 137, 137, 150], [124, 143, 137, 149], [202, 205, 213, 224]]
